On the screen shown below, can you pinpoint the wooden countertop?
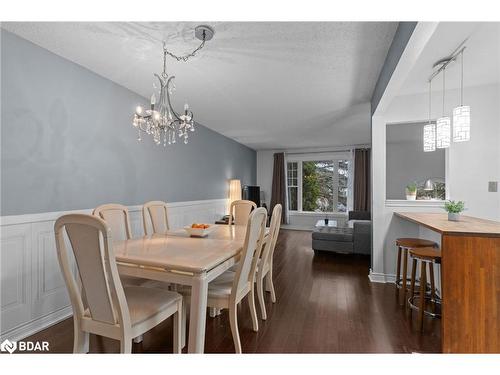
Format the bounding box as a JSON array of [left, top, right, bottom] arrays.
[[395, 212, 500, 237]]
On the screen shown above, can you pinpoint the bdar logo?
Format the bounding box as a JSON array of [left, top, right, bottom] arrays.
[[1, 339, 17, 353]]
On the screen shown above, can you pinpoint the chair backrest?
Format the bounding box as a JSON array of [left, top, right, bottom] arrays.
[[229, 199, 257, 225], [232, 207, 267, 297], [93, 204, 132, 241], [260, 204, 282, 272], [142, 201, 169, 235], [54, 214, 130, 328]]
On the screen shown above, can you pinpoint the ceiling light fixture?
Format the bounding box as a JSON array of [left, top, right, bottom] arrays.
[[132, 25, 214, 146], [423, 80, 436, 152], [453, 49, 471, 142], [436, 67, 451, 149]]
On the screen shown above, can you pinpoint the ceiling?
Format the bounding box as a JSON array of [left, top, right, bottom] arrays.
[[398, 22, 500, 96], [2, 22, 398, 150]]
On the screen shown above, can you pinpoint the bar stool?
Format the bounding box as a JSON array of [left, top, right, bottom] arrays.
[[395, 238, 438, 306], [408, 246, 442, 331]]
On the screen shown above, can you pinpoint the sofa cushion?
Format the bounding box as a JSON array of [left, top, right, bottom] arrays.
[[312, 227, 354, 242]]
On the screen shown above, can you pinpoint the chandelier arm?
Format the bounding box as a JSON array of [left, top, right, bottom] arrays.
[[163, 39, 206, 62], [165, 76, 183, 121]]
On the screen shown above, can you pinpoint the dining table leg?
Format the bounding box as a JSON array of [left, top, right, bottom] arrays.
[[188, 273, 209, 353]]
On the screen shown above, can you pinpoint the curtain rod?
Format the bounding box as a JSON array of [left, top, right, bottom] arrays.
[[285, 145, 370, 156]]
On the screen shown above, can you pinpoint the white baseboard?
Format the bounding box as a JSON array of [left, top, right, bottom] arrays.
[[0, 306, 72, 342], [368, 270, 396, 283]]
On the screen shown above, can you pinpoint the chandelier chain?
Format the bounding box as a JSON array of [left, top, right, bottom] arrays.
[[163, 38, 206, 62]]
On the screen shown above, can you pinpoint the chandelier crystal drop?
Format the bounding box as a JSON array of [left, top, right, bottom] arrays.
[[132, 25, 214, 147]]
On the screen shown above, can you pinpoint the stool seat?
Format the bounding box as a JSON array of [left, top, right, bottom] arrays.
[[409, 247, 441, 261], [396, 238, 437, 248]]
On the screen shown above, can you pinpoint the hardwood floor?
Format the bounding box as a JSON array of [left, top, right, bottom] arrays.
[[23, 229, 441, 353]]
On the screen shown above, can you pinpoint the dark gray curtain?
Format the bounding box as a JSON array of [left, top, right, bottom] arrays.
[[270, 152, 287, 223], [354, 149, 371, 212]]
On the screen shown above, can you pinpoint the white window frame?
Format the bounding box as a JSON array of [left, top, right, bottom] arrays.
[[286, 152, 353, 214]]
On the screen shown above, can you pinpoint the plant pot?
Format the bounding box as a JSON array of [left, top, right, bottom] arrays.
[[324, 218, 329, 225], [448, 212, 460, 221], [405, 194, 417, 201]]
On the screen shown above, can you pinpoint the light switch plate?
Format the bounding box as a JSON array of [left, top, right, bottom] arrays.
[[488, 181, 498, 192]]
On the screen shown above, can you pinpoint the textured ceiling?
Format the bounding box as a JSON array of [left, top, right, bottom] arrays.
[[398, 22, 500, 96], [2, 22, 398, 150]]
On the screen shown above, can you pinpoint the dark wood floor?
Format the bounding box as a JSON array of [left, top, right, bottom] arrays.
[[24, 229, 441, 353]]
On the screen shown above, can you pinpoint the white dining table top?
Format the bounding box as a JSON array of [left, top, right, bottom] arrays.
[[114, 224, 254, 274]]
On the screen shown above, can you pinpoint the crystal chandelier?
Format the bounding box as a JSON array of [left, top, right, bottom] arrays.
[[132, 25, 214, 146]]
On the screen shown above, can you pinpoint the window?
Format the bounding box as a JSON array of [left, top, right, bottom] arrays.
[[286, 156, 352, 213], [287, 162, 298, 211]]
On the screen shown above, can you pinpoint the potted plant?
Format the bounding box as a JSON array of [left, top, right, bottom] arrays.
[[405, 183, 417, 200], [444, 200, 465, 221]]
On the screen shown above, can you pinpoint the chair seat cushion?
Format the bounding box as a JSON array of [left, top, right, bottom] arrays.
[[124, 286, 181, 325], [312, 227, 354, 242]]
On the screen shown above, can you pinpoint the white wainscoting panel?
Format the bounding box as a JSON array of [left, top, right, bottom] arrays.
[[0, 198, 228, 342]]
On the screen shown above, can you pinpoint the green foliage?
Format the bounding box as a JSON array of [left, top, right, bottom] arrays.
[[406, 182, 417, 193], [302, 161, 320, 211], [444, 200, 465, 214]]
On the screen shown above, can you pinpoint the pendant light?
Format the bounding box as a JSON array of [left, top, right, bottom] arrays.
[[423, 80, 436, 152], [436, 67, 451, 149], [453, 49, 471, 142]]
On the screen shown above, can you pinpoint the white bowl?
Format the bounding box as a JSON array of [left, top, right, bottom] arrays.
[[183, 225, 216, 237]]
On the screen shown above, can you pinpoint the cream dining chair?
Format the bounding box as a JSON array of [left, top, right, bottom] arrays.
[[255, 204, 282, 320], [229, 199, 257, 225], [54, 214, 182, 354], [92, 204, 147, 288], [142, 200, 169, 235], [180, 207, 267, 353]]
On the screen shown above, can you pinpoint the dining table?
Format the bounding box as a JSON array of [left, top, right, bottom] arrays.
[[113, 224, 267, 353]]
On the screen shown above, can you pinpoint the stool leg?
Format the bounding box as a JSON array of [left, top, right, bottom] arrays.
[[396, 246, 402, 288], [429, 263, 436, 301], [409, 258, 417, 311], [418, 262, 427, 332], [400, 248, 408, 305]]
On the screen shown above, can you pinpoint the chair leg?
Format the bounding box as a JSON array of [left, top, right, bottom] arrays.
[[181, 297, 187, 349], [120, 337, 132, 354], [256, 275, 267, 320], [248, 287, 259, 332], [409, 258, 417, 311], [418, 262, 427, 332], [396, 246, 402, 288], [400, 248, 408, 305], [73, 319, 89, 353], [229, 303, 242, 354], [266, 272, 277, 303], [173, 300, 182, 354]]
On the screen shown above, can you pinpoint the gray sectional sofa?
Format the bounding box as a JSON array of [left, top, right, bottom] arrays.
[[311, 211, 371, 255]]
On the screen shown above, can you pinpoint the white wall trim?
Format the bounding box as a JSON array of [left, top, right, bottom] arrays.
[[385, 200, 445, 208], [0, 198, 228, 342], [368, 270, 396, 284], [0, 199, 228, 227], [0, 306, 72, 342]]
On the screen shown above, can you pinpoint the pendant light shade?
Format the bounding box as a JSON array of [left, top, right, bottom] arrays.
[[423, 123, 436, 152], [453, 50, 470, 142], [436, 116, 451, 148], [423, 81, 436, 152], [436, 67, 450, 149], [453, 105, 471, 142]]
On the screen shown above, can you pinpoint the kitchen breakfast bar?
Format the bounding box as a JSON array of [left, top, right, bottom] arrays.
[[395, 212, 500, 353]]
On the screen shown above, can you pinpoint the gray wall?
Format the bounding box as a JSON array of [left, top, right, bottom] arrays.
[[386, 122, 445, 199], [371, 22, 417, 114], [1, 30, 256, 216]]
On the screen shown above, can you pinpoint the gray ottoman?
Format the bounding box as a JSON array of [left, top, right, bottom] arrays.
[[312, 227, 354, 254]]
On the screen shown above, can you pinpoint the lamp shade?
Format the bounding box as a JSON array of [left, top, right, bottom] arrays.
[[228, 179, 242, 204], [436, 116, 451, 148], [423, 179, 435, 191], [423, 123, 436, 152], [453, 105, 470, 142]]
